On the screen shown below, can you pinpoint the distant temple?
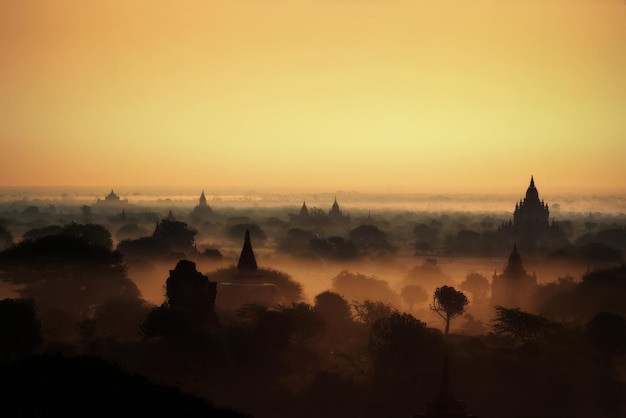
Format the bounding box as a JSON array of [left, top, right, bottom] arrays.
[[96, 190, 128, 206], [216, 229, 276, 310], [513, 176, 550, 230], [327, 197, 350, 226], [498, 176, 567, 254], [491, 243, 538, 311], [190, 190, 213, 221], [299, 201, 310, 219]]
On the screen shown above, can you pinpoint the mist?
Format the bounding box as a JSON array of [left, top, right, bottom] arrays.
[[0, 184, 625, 417]]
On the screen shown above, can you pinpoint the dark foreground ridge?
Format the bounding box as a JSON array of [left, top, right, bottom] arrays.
[[0, 354, 252, 418]]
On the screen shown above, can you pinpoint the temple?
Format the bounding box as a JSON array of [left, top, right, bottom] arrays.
[[513, 176, 550, 230], [237, 229, 258, 271], [327, 197, 350, 227], [498, 176, 568, 255], [96, 190, 128, 206], [165, 259, 219, 327], [491, 243, 538, 311], [216, 230, 276, 310], [190, 190, 213, 221]]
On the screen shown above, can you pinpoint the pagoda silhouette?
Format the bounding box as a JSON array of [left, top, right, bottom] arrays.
[[497, 176, 568, 255], [491, 243, 538, 311], [216, 229, 276, 310]]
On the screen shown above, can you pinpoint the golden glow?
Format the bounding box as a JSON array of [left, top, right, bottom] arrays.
[[1, 0, 625, 193]]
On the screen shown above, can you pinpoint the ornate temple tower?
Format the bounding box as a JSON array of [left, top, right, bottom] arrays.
[[491, 244, 538, 310], [512, 176, 550, 230], [190, 190, 212, 221], [498, 176, 568, 255]]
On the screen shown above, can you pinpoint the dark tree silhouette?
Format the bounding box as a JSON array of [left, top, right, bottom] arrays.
[[85, 295, 153, 342], [314, 291, 352, 324], [0, 224, 12, 251], [369, 312, 443, 380], [278, 302, 325, 345], [116, 236, 171, 259], [314, 291, 353, 341], [153, 219, 197, 253], [115, 222, 150, 241], [430, 286, 469, 334], [352, 300, 397, 327], [22, 225, 64, 241], [491, 305, 560, 345], [210, 266, 304, 304], [0, 234, 140, 315], [349, 224, 396, 255], [585, 311, 626, 369], [61, 222, 113, 249], [0, 298, 42, 361]]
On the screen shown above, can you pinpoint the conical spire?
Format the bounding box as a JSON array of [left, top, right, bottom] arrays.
[[525, 175, 539, 201], [422, 356, 469, 417], [237, 229, 258, 271], [299, 201, 309, 217], [504, 242, 526, 278]]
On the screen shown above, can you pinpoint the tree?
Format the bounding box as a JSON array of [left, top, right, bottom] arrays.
[[352, 300, 397, 327], [0, 225, 13, 251], [0, 298, 42, 360], [349, 224, 396, 255], [153, 219, 197, 253], [278, 302, 325, 345], [61, 222, 113, 249], [585, 311, 626, 368], [314, 291, 353, 341], [369, 312, 443, 379], [459, 273, 490, 302], [314, 291, 352, 324], [491, 305, 559, 345], [430, 286, 469, 334], [209, 266, 304, 304], [400, 284, 428, 311], [404, 258, 451, 291], [332, 270, 401, 307], [0, 234, 140, 315]]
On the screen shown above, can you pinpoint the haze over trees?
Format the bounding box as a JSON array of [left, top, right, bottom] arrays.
[[0, 187, 624, 417]]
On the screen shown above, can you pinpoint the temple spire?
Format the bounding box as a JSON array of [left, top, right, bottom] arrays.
[[237, 229, 258, 271]]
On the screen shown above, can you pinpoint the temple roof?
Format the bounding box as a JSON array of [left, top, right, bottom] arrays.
[[503, 243, 527, 278], [525, 175, 539, 201], [237, 229, 258, 271]]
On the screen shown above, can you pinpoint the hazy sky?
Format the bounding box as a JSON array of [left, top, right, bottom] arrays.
[[1, 0, 625, 194]]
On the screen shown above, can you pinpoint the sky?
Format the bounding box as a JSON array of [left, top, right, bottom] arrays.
[[1, 0, 625, 195]]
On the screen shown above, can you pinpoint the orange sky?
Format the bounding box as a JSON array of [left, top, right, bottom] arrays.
[[1, 0, 625, 194]]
